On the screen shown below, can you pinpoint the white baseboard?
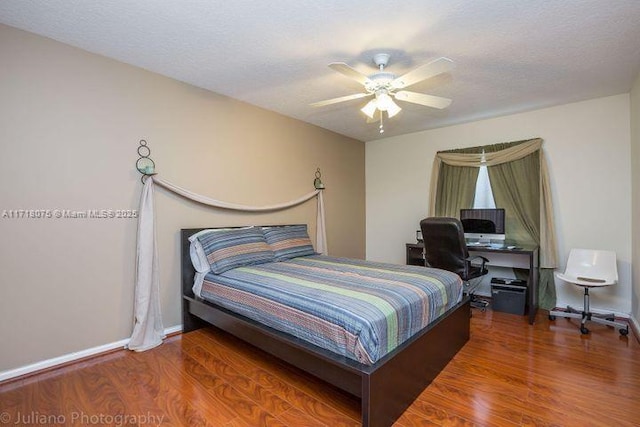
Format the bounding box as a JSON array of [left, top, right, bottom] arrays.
[[0, 325, 182, 383]]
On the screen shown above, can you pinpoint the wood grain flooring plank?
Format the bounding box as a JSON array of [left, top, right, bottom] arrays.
[[242, 364, 359, 426], [425, 377, 526, 424], [394, 395, 481, 427], [184, 328, 361, 424], [94, 354, 175, 425], [211, 382, 288, 427], [128, 340, 238, 426], [185, 343, 292, 415], [274, 406, 330, 427]]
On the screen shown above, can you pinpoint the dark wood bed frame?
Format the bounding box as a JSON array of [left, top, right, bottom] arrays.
[[181, 227, 471, 427]]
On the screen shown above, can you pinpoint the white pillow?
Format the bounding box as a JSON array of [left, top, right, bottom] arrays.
[[189, 240, 211, 273]]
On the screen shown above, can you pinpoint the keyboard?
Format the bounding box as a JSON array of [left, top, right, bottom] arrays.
[[466, 242, 508, 249]]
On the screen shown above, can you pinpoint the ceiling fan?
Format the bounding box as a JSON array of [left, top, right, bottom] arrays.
[[311, 53, 454, 133]]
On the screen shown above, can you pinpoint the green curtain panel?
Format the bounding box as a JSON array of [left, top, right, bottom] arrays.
[[538, 269, 557, 310], [485, 141, 540, 247], [434, 146, 482, 217]]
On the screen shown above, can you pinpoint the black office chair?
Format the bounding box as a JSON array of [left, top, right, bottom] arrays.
[[420, 217, 490, 310]]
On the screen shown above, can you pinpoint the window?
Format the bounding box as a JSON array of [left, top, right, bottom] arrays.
[[472, 165, 496, 209]]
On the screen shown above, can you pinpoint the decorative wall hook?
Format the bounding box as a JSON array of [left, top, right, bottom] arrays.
[[136, 139, 156, 183], [314, 168, 325, 190]]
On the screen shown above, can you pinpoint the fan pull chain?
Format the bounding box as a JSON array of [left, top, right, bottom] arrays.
[[379, 111, 385, 134]]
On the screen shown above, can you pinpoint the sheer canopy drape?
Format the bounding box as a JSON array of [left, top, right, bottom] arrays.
[[429, 138, 558, 309], [129, 175, 328, 352]]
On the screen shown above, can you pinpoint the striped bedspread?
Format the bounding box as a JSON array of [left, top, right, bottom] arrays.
[[199, 255, 463, 365]]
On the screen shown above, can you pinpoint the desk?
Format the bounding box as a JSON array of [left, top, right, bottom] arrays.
[[406, 243, 539, 324]]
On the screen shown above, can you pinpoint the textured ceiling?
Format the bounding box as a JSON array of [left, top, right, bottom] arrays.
[[1, 0, 640, 142]]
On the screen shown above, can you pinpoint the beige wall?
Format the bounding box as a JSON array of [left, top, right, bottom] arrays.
[[0, 25, 365, 372], [366, 94, 632, 315], [631, 72, 640, 327]]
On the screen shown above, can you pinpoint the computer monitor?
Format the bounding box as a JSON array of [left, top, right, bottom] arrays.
[[460, 208, 506, 242]]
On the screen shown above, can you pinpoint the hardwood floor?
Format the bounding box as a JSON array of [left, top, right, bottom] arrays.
[[1, 309, 639, 426]]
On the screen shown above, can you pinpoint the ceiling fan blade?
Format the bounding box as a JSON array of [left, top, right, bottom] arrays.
[[391, 57, 454, 89], [394, 91, 452, 109], [310, 92, 370, 107], [329, 62, 372, 85]]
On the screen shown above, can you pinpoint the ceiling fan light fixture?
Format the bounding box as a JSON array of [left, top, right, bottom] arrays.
[[361, 99, 377, 118], [375, 92, 393, 111], [386, 100, 402, 118], [374, 91, 401, 118]]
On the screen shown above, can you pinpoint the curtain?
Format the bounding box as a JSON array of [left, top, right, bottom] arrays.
[[428, 139, 542, 217], [128, 175, 328, 351], [429, 138, 558, 309], [538, 154, 559, 309], [434, 146, 482, 217], [485, 142, 540, 246], [128, 178, 164, 352]]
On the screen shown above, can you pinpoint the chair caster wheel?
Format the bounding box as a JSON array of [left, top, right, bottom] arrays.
[[548, 315, 556, 321], [620, 328, 629, 336], [580, 326, 589, 335]]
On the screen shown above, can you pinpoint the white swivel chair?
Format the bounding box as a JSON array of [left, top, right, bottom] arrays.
[[549, 249, 628, 336]]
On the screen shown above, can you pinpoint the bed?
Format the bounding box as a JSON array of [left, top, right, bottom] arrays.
[[181, 226, 471, 427]]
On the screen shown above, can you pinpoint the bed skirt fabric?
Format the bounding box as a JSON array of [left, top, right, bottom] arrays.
[[199, 255, 463, 365]]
